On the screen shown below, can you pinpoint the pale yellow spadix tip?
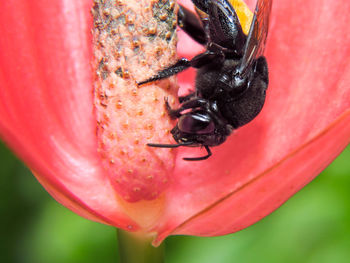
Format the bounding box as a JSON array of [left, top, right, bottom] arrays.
[[229, 0, 254, 35]]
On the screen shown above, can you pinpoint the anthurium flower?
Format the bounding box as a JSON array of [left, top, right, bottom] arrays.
[[0, 0, 349, 249]]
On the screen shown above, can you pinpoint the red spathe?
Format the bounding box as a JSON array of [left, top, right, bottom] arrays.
[[0, 0, 349, 245]]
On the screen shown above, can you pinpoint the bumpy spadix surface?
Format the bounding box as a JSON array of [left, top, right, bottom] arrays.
[[92, 0, 178, 203], [0, 0, 349, 245]]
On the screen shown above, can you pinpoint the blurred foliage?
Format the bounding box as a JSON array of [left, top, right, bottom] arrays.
[[0, 142, 349, 263]]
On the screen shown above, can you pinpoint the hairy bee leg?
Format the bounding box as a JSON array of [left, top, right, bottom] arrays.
[[183, 145, 212, 161], [178, 5, 207, 45], [137, 58, 191, 85], [190, 49, 225, 68], [137, 50, 223, 85]]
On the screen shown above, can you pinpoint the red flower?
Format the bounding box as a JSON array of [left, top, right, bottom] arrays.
[[0, 0, 349, 246]]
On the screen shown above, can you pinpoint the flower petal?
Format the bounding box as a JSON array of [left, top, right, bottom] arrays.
[[171, 110, 350, 238], [0, 0, 138, 230], [153, 0, 350, 243], [1, 0, 349, 244]]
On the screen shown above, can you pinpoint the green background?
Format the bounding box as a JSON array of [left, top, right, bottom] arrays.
[[0, 142, 349, 263]]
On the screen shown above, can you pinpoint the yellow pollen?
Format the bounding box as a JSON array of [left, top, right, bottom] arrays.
[[165, 31, 172, 40], [116, 100, 123, 109], [229, 0, 254, 35], [159, 13, 167, 21], [147, 26, 157, 35]]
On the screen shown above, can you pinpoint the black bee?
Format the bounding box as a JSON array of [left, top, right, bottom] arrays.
[[138, 0, 272, 161]]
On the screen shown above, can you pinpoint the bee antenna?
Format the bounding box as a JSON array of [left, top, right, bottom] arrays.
[[147, 142, 193, 148], [183, 145, 212, 161]]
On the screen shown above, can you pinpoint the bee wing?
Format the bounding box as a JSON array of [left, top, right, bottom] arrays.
[[237, 0, 272, 77]]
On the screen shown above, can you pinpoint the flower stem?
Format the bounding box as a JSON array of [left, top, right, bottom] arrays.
[[117, 229, 164, 263]]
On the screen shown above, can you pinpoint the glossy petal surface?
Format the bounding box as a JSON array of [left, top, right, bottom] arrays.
[[0, 0, 349, 245], [0, 0, 138, 230], [153, 0, 350, 243]]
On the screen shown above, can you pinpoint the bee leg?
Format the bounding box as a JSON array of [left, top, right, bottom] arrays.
[[165, 97, 210, 119], [168, 94, 231, 132], [190, 46, 225, 68], [137, 49, 223, 85], [137, 58, 191, 85], [178, 5, 207, 45], [179, 92, 196, 103], [164, 98, 180, 119], [168, 95, 231, 133]]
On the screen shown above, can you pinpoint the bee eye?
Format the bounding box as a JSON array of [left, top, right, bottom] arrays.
[[178, 113, 215, 134]]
